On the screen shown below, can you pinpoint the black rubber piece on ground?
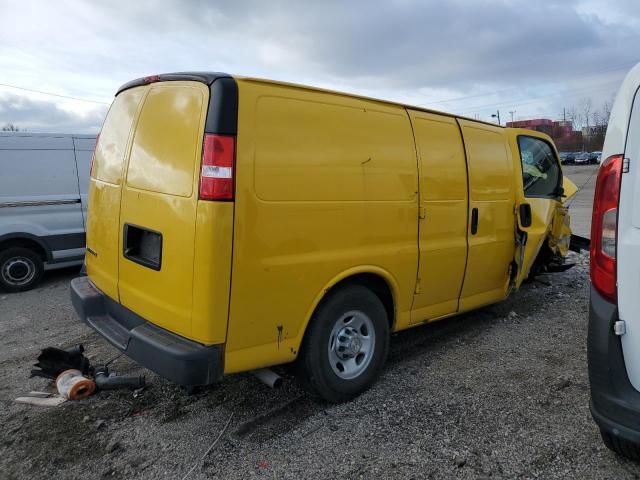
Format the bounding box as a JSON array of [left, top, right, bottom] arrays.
[[298, 284, 389, 403]]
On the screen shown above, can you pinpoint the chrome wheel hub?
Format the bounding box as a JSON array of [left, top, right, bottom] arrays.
[[328, 310, 375, 380]]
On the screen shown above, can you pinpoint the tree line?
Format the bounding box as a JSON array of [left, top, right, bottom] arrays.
[[564, 97, 613, 152]]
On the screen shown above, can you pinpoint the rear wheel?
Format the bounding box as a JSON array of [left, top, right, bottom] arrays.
[[298, 285, 389, 403], [601, 429, 640, 461], [0, 247, 44, 293]]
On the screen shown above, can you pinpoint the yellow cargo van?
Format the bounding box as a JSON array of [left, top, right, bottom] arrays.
[[71, 72, 577, 402]]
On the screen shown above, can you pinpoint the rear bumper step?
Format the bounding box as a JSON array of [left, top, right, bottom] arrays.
[[70, 276, 224, 386]]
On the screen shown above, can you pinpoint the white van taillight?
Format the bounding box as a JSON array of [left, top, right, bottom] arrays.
[[90, 133, 100, 178], [590, 154, 623, 303], [199, 134, 235, 201]]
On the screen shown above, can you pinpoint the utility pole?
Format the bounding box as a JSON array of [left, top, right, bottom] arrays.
[[491, 110, 501, 125], [509, 110, 515, 124], [563, 107, 566, 122]]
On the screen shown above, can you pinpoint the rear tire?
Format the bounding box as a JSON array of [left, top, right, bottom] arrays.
[[601, 429, 640, 461], [298, 284, 389, 403], [0, 247, 44, 293]]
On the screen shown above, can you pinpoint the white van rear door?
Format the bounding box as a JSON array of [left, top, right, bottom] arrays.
[[616, 81, 640, 392]]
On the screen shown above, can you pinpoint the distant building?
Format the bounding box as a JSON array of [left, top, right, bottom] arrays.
[[506, 118, 584, 152]]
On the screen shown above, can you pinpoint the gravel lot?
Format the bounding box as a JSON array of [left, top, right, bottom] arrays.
[[2, 164, 639, 479]]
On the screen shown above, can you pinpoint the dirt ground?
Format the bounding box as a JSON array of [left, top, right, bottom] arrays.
[[2, 164, 639, 480]]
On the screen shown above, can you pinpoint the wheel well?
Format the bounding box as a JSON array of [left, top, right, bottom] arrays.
[[325, 273, 395, 328], [0, 237, 48, 261]]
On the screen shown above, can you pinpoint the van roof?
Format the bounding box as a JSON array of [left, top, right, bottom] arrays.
[[117, 71, 504, 129]]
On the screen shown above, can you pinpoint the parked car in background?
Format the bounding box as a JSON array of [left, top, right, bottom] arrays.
[[0, 133, 95, 292], [564, 152, 576, 165], [559, 152, 570, 164], [574, 152, 590, 164], [589, 151, 602, 164], [588, 61, 640, 460], [71, 72, 577, 402]]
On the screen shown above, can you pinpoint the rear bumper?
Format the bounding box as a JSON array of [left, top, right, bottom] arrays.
[[588, 286, 640, 445], [70, 276, 224, 386]]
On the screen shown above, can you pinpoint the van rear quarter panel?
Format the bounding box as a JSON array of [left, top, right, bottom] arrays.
[[225, 79, 419, 373]]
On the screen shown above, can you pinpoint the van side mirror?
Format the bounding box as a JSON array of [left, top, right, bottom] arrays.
[[519, 203, 532, 228], [554, 185, 565, 198]]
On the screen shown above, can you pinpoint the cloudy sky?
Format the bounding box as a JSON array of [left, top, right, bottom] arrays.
[[0, 0, 638, 133]]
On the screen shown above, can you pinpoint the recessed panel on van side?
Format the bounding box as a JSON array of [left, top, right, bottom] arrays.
[[225, 80, 419, 373]]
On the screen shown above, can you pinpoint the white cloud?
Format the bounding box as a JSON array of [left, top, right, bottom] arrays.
[[0, 0, 637, 131]]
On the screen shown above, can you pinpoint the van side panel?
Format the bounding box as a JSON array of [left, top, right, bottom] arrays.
[[225, 79, 418, 373], [86, 89, 144, 299], [458, 120, 516, 310], [407, 110, 468, 322]]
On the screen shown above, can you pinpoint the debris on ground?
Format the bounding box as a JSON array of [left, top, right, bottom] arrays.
[[94, 365, 145, 391], [56, 369, 96, 400], [24, 345, 146, 404], [31, 344, 93, 380], [14, 391, 66, 407]]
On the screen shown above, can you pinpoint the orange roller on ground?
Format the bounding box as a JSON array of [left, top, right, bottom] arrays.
[[56, 369, 96, 400]]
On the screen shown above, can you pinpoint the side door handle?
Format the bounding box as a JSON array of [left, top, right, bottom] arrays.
[[471, 207, 479, 235]]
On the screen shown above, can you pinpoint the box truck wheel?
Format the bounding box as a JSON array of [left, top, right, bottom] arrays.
[[601, 430, 640, 461], [298, 284, 389, 403], [0, 247, 44, 292]]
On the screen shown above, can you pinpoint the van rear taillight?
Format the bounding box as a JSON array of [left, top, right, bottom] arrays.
[[590, 154, 623, 303], [90, 133, 100, 178], [199, 134, 235, 201]]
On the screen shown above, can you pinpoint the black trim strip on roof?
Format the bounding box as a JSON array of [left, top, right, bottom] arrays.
[[116, 72, 231, 95]]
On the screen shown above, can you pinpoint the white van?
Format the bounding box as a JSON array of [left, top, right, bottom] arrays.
[[0, 133, 95, 292], [588, 62, 640, 460]]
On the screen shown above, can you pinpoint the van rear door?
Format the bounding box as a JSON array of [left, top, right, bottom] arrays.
[[117, 81, 210, 339], [86, 89, 144, 300]]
